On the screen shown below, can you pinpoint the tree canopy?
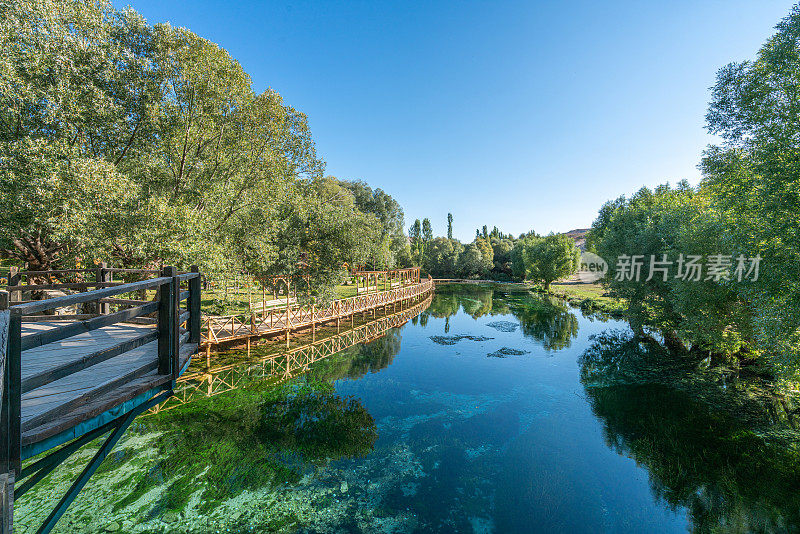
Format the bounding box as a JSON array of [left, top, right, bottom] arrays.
[[0, 0, 407, 295], [585, 4, 800, 373]]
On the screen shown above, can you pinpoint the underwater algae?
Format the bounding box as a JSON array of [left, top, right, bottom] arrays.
[[429, 335, 494, 346]]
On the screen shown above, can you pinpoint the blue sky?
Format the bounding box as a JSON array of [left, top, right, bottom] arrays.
[[119, 0, 795, 241]]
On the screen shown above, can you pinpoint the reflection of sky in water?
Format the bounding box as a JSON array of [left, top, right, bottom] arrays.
[[334, 301, 688, 533]]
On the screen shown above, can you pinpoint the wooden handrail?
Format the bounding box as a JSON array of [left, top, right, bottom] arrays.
[[11, 277, 171, 316], [203, 277, 434, 344]]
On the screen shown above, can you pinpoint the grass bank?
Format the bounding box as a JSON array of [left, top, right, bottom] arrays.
[[537, 282, 625, 317]]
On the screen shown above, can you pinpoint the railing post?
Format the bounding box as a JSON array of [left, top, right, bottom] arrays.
[[171, 269, 180, 379], [158, 266, 176, 376], [189, 266, 201, 344], [0, 291, 14, 533], [7, 269, 20, 305], [1, 290, 20, 534], [98, 262, 110, 315]]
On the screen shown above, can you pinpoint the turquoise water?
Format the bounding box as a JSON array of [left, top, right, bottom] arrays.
[[15, 284, 800, 532]]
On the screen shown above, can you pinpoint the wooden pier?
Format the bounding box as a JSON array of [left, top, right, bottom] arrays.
[[1, 267, 202, 533]]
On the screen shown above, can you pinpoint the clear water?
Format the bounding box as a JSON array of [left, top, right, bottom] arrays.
[[15, 284, 800, 533]]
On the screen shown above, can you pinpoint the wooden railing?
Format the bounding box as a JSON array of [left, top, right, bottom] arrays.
[[5, 265, 161, 318], [0, 266, 202, 531], [202, 277, 434, 346], [353, 267, 420, 294], [152, 292, 433, 412]]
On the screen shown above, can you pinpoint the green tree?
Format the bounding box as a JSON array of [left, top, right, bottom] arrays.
[[340, 180, 409, 267], [422, 218, 433, 243], [699, 4, 800, 368], [0, 0, 390, 302], [522, 233, 580, 291], [474, 238, 494, 275], [409, 219, 423, 264], [423, 237, 462, 277], [447, 212, 453, 240], [457, 243, 484, 278], [589, 183, 751, 357]]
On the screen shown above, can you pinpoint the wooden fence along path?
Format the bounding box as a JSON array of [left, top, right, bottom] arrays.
[[1, 266, 202, 533], [202, 274, 433, 350], [154, 292, 433, 413]]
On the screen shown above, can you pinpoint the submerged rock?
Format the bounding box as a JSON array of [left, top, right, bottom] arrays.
[[429, 335, 494, 346], [487, 347, 530, 358], [104, 522, 121, 532]]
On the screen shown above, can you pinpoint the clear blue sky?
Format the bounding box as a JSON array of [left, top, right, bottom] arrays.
[[118, 0, 795, 241]]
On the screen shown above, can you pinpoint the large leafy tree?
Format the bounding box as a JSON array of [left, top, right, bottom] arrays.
[[249, 178, 383, 301], [0, 0, 145, 269], [423, 237, 462, 277], [339, 180, 410, 267], [0, 0, 385, 298], [589, 183, 750, 355], [522, 233, 580, 291], [700, 4, 800, 367]]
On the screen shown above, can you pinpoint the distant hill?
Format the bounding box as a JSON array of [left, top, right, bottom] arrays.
[[563, 228, 589, 251]]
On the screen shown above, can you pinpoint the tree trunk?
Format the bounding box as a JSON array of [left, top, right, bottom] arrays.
[[662, 329, 689, 355], [1, 230, 63, 272]]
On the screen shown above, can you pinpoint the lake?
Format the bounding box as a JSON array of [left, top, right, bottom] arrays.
[[15, 284, 800, 533]]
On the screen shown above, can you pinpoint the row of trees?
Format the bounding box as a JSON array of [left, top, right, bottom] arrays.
[[0, 0, 407, 294], [408, 213, 581, 287], [587, 5, 800, 374]]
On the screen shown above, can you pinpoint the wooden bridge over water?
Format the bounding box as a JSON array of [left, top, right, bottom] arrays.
[[1, 266, 202, 533], [0, 265, 433, 532], [155, 292, 433, 413], [202, 271, 431, 351]]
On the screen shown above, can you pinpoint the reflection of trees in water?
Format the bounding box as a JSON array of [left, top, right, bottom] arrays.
[[307, 328, 403, 382], [423, 285, 579, 350], [425, 290, 461, 318], [580, 331, 800, 533], [511, 295, 578, 351], [425, 284, 495, 319]]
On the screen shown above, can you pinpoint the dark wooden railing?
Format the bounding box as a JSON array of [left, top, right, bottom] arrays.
[[0, 266, 201, 533], [5, 265, 162, 319]]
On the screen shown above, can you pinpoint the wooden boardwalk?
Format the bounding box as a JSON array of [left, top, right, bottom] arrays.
[[203, 276, 434, 348], [154, 292, 433, 412], [0, 267, 433, 532], [1, 266, 202, 533], [20, 321, 193, 447]]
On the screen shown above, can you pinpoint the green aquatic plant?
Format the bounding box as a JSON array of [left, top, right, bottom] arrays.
[[259, 383, 377, 463], [429, 334, 494, 346], [108, 377, 377, 516], [486, 347, 530, 358]]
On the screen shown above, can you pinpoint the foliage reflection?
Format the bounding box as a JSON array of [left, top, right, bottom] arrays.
[[580, 331, 800, 533]]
